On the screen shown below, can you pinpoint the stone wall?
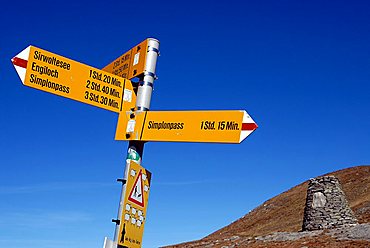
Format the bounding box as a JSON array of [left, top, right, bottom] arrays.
[[302, 175, 358, 231]]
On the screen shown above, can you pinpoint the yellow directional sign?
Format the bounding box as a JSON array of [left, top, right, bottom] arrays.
[[11, 46, 136, 113], [118, 161, 151, 248], [102, 39, 148, 79], [115, 110, 258, 143]]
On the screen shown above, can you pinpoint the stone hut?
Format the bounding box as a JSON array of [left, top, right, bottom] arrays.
[[302, 175, 358, 231]]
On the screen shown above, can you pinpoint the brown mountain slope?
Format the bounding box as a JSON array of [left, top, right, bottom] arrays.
[[206, 165, 370, 239], [164, 165, 370, 247]]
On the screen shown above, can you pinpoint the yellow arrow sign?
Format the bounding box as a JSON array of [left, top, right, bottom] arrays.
[[115, 110, 258, 143], [102, 39, 148, 79], [11, 46, 136, 113], [118, 161, 151, 248]]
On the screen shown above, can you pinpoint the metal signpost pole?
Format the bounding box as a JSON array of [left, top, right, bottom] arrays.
[[113, 38, 160, 245]]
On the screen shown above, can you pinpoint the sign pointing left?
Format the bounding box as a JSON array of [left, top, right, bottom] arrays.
[[12, 46, 137, 113]]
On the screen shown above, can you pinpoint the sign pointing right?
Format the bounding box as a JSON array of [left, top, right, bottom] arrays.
[[115, 110, 257, 143]]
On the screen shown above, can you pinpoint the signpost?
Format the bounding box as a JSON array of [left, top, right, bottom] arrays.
[[115, 110, 258, 143], [109, 38, 160, 248], [12, 46, 136, 113], [12, 38, 258, 248]]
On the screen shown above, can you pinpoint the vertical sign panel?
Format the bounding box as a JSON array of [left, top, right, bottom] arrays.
[[118, 161, 151, 248]]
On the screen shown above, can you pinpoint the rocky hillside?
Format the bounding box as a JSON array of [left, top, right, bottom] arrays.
[[163, 165, 370, 247]]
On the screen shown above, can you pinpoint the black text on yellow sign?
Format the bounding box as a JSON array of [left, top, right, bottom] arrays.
[[118, 161, 151, 248], [115, 110, 258, 143], [102, 39, 148, 79], [12, 46, 137, 113]]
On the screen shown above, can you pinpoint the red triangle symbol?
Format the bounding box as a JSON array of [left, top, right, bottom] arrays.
[[128, 170, 144, 207]]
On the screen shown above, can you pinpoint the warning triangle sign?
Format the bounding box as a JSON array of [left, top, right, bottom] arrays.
[[128, 170, 144, 207]]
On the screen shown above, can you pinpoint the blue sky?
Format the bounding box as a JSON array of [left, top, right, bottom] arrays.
[[1, 0, 370, 247]]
